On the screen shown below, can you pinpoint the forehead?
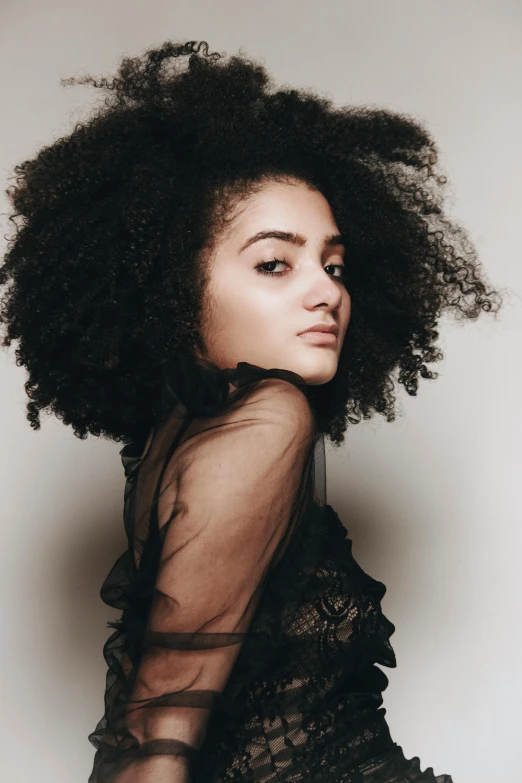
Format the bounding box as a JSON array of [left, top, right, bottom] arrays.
[[228, 180, 338, 235]]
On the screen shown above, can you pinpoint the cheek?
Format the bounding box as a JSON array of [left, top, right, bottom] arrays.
[[215, 272, 279, 325], [240, 286, 284, 333], [340, 289, 351, 325]]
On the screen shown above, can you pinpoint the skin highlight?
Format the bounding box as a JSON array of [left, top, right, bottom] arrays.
[[194, 178, 351, 386]]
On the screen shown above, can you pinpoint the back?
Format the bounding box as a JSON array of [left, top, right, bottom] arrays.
[[88, 353, 318, 782], [88, 351, 453, 783]]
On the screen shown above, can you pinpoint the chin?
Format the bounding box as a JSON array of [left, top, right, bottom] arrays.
[[295, 357, 339, 386], [305, 372, 336, 386]]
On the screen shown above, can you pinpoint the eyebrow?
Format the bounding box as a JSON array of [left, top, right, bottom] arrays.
[[238, 230, 345, 254]]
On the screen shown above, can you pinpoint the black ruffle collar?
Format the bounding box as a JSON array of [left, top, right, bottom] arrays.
[[160, 349, 310, 419], [120, 349, 312, 474]]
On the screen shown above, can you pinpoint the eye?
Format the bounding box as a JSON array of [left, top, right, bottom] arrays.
[[255, 258, 347, 280], [255, 258, 290, 276], [325, 263, 347, 280]]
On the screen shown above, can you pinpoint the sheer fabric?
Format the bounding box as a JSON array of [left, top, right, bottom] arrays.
[[88, 350, 454, 783]]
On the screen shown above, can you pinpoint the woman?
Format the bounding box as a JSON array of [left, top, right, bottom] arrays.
[[0, 40, 504, 782]]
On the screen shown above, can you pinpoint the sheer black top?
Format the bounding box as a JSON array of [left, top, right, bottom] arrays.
[[88, 350, 454, 783]]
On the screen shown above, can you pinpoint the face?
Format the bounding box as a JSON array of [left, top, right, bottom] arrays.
[[194, 179, 351, 385]]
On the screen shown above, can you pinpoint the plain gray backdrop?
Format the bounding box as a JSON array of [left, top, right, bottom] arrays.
[[1, 2, 521, 782]]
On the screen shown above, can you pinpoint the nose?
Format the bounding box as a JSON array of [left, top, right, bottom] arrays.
[[302, 264, 345, 311]]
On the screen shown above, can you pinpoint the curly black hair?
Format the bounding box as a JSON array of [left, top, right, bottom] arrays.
[[0, 39, 506, 448]]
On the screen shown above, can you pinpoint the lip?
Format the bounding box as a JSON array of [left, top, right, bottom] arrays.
[[298, 322, 339, 337], [298, 332, 338, 345]]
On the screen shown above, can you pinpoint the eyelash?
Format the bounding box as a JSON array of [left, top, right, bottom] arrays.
[[255, 258, 347, 281]]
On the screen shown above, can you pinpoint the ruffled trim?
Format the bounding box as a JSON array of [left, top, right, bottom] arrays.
[[158, 348, 312, 419], [91, 350, 444, 783], [119, 349, 316, 475]]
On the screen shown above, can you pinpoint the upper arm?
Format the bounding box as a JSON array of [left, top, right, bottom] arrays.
[[119, 377, 314, 756], [156, 376, 314, 531], [154, 378, 315, 626]]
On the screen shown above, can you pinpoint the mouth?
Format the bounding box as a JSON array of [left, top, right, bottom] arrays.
[[297, 331, 338, 346], [297, 322, 338, 337]]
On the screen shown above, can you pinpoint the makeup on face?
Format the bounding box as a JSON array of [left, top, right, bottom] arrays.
[[298, 331, 338, 346], [197, 180, 351, 384]]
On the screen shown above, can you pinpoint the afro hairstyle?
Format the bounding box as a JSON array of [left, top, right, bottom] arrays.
[[0, 39, 505, 447]]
